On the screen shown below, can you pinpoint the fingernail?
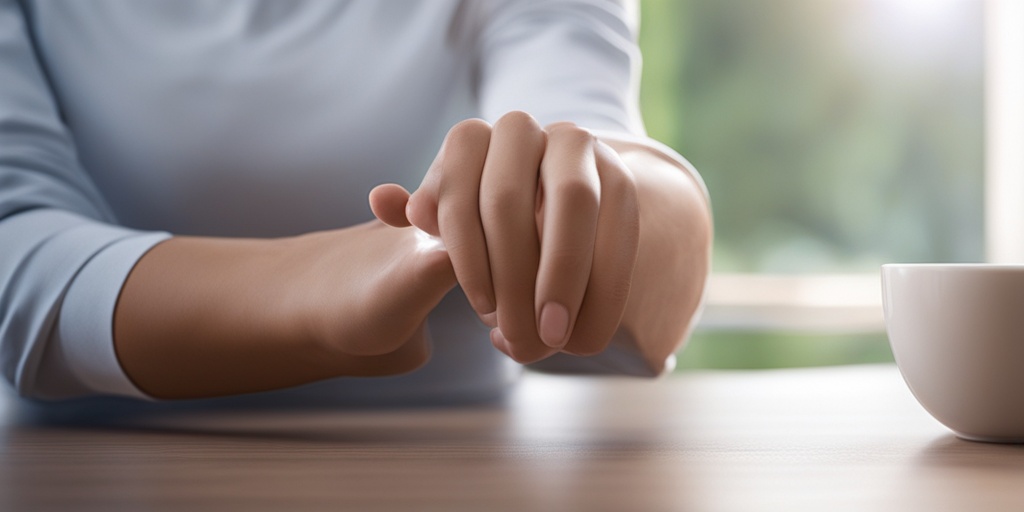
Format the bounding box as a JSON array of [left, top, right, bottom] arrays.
[[539, 302, 570, 348], [475, 295, 496, 317], [490, 328, 511, 356], [479, 311, 498, 329]]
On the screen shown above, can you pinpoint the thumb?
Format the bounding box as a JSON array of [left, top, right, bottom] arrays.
[[369, 183, 413, 227], [368, 179, 442, 237], [400, 133, 452, 237], [405, 185, 440, 237]]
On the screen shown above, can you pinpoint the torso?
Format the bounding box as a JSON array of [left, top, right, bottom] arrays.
[[27, 0, 479, 236], [24, 0, 516, 403]]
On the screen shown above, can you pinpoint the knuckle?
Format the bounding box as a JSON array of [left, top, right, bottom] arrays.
[[494, 110, 541, 135], [548, 124, 594, 147], [447, 118, 492, 146], [544, 120, 578, 132]]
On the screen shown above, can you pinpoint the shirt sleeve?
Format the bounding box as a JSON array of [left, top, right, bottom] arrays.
[[477, 0, 703, 377], [477, 0, 644, 134], [0, 0, 167, 400]]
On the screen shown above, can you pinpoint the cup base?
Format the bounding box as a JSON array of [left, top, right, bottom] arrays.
[[953, 431, 1024, 444]]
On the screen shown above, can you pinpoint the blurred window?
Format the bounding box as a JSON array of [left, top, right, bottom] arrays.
[[637, 0, 987, 368]]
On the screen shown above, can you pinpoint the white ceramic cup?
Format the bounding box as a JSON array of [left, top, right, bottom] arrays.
[[882, 264, 1024, 443]]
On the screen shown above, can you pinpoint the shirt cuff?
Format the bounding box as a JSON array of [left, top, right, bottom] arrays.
[[57, 231, 171, 399]]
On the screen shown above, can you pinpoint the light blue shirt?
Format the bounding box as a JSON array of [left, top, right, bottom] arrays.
[[0, 0, 656, 404]]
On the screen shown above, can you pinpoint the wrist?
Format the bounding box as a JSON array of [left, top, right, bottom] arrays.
[[261, 231, 355, 373]]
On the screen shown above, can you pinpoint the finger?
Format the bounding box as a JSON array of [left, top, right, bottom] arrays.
[[490, 328, 554, 366], [431, 119, 497, 316], [562, 140, 640, 356], [480, 311, 498, 328], [534, 124, 601, 349], [480, 111, 555, 363], [369, 183, 413, 227], [405, 143, 445, 237], [490, 328, 513, 359], [403, 119, 497, 317]]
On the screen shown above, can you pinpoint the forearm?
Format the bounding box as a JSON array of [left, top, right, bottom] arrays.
[[113, 223, 453, 400], [604, 138, 713, 374], [113, 235, 338, 399]]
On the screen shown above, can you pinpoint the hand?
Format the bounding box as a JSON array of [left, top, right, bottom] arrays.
[[369, 111, 640, 364], [115, 220, 457, 398], [285, 220, 457, 367]]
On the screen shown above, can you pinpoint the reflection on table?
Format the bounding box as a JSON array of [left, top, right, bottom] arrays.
[[2, 365, 1022, 511]]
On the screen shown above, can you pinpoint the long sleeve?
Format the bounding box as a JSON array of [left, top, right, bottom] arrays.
[[477, 0, 644, 134], [477, 0, 706, 376], [0, 0, 167, 400]]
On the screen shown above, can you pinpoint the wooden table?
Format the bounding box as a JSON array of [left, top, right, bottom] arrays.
[[2, 365, 1022, 511]]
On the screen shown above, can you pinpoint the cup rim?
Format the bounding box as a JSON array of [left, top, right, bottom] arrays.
[[881, 263, 1024, 270]]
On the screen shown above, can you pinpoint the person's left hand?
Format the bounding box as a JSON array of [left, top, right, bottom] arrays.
[[369, 111, 640, 364]]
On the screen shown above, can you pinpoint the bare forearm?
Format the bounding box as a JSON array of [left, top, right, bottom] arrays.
[[113, 235, 337, 399], [606, 139, 712, 373], [113, 223, 455, 399]]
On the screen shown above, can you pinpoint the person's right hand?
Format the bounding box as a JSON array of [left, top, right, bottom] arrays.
[[286, 220, 459, 372], [115, 219, 457, 398]]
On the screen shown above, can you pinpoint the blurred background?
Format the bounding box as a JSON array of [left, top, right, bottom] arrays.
[[636, 0, 986, 369]]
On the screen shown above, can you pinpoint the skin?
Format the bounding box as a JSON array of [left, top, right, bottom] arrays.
[[114, 223, 458, 398], [370, 112, 711, 370], [114, 111, 711, 399]]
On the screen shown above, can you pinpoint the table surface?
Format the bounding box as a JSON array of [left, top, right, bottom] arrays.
[[2, 364, 1022, 512]]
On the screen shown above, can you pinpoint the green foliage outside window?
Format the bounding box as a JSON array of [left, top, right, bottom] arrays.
[[637, 0, 983, 368]]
